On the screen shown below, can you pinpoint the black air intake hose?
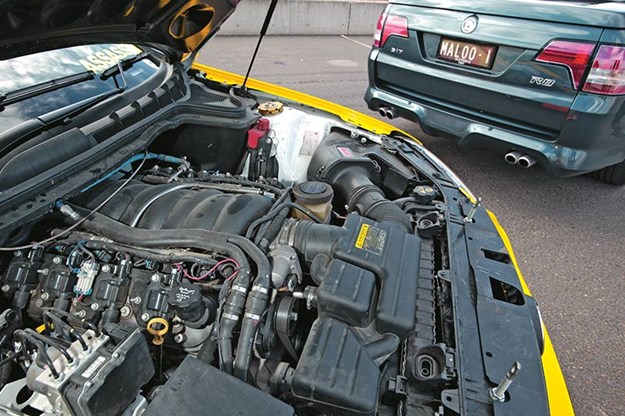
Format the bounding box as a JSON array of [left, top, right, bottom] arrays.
[[307, 132, 412, 232]]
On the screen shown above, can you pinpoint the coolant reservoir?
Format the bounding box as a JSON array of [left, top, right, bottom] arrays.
[[261, 105, 334, 184], [292, 181, 334, 223]]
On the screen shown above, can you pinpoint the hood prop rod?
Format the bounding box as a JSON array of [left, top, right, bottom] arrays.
[[241, 0, 279, 90]]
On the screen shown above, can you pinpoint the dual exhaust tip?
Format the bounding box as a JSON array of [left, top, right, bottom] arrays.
[[505, 150, 536, 169], [379, 106, 397, 120], [376, 108, 537, 170]]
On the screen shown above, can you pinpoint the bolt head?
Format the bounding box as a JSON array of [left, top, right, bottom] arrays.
[[141, 313, 150, 322], [52, 257, 62, 264], [101, 265, 110, 273], [35, 299, 44, 307], [14, 251, 22, 257], [40, 292, 50, 301], [151, 274, 160, 283], [174, 334, 186, 344], [90, 303, 100, 311], [112, 352, 120, 359], [130, 296, 142, 305], [489, 387, 505, 402], [1, 285, 10, 292], [120, 305, 132, 318], [85, 381, 92, 388], [75, 310, 86, 318]]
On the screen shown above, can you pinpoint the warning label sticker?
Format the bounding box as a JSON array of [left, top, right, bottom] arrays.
[[354, 224, 386, 255], [337, 146, 354, 158], [300, 131, 321, 156]]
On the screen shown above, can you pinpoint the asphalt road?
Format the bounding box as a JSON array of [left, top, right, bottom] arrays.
[[198, 35, 625, 416]]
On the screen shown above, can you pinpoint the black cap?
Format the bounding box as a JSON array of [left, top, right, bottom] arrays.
[[168, 282, 205, 323], [293, 182, 334, 205]]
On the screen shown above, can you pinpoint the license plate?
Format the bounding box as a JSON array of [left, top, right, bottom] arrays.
[[436, 38, 497, 69]]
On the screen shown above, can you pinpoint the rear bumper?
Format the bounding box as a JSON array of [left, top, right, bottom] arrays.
[[365, 86, 625, 177]]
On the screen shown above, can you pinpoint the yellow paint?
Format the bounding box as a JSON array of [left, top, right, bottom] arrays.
[[459, 187, 477, 205], [487, 210, 575, 415], [36, 324, 46, 333], [192, 64, 421, 143], [487, 210, 531, 296], [355, 224, 370, 249], [541, 325, 575, 415]]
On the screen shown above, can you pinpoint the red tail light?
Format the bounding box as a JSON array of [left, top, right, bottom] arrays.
[[535, 40, 595, 90], [582, 45, 625, 95], [373, 12, 387, 47], [373, 12, 408, 48]]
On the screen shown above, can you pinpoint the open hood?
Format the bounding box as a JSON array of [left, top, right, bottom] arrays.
[[0, 0, 238, 61]]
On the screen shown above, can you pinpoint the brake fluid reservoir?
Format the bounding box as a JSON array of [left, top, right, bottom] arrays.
[[292, 182, 334, 223], [260, 104, 334, 184]]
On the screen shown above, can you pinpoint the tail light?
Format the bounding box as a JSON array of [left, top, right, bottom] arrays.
[[582, 45, 625, 95], [373, 12, 387, 47], [373, 12, 408, 48], [535, 40, 595, 90]]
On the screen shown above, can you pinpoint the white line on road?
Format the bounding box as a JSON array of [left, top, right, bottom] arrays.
[[340, 35, 371, 49]]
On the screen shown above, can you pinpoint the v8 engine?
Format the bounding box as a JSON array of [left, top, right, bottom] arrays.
[[0, 113, 458, 416]]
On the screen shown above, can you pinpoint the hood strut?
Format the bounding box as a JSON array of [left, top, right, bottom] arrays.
[[241, 0, 279, 89]]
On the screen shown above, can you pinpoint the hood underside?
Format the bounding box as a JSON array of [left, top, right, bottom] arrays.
[[0, 0, 237, 61]]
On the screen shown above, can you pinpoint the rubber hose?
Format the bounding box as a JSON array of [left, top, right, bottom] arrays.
[[75, 211, 270, 280], [56, 236, 220, 266], [218, 245, 250, 374]]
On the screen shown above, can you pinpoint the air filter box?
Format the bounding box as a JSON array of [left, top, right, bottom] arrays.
[[145, 356, 295, 416]]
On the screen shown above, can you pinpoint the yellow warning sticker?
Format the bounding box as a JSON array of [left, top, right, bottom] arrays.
[[355, 224, 369, 249]]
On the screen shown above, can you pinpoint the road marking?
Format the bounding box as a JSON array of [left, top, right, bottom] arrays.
[[327, 59, 359, 67], [340, 35, 371, 49]]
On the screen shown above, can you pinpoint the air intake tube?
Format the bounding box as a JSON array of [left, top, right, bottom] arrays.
[[307, 132, 412, 232]]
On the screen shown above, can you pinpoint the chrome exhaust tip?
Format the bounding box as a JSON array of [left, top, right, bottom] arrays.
[[518, 154, 537, 169], [386, 108, 397, 119], [504, 150, 523, 165]]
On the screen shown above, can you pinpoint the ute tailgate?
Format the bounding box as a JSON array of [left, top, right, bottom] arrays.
[[391, 0, 625, 29], [373, 0, 605, 138]]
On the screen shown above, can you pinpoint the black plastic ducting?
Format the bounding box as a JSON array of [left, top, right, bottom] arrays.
[[145, 356, 295, 416], [307, 131, 412, 232], [316, 259, 375, 327], [292, 318, 381, 416], [288, 214, 420, 337]]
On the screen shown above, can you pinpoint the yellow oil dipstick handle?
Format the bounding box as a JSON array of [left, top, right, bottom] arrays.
[[146, 317, 169, 346]]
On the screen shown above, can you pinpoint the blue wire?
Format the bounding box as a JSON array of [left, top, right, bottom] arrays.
[[79, 153, 186, 193]]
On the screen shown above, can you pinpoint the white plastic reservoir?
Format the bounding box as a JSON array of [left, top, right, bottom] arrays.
[[265, 106, 334, 185]]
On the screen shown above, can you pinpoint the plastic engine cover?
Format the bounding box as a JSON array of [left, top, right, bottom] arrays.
[[317, 259, 376, 327], [145, 356, 295, 416], [335, 215, 420, 336], [292, 317, 381, 415]]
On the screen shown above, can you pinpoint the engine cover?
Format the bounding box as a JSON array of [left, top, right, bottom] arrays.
[[79, 180, 273, 235]]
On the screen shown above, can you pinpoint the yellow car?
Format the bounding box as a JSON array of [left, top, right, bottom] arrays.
[[0, 1, 572, 415]]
